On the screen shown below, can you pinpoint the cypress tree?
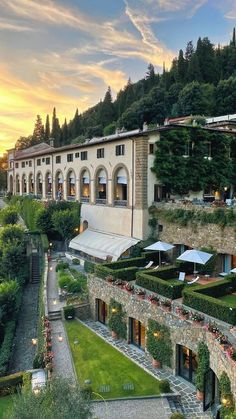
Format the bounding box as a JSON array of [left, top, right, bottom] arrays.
[[45, 114, 50, 143], [71, 109, 81, 139], [51, 107, 61, 147], [177, 49, 186, 82], [32, 115, 44, 143], [61, 118, 69, 145]]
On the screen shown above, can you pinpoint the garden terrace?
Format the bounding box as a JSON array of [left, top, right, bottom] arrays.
[[94, 256, 148, 282], [183, 275, 236, 325]]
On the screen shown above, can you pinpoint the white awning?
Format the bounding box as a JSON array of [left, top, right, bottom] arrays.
[[69, 229, 139, 261]]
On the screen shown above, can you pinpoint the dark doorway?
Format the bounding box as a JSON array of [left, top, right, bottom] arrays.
[[97, 299, 108, 325], [130, 318, 146, 350], [177, 345, 198, 383], [203, 369, 219, 412]]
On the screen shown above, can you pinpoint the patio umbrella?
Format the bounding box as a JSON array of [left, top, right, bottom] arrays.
[[144, 241, 175, 265], [230, 268, 236, 273], [177, 249, 213, 276]]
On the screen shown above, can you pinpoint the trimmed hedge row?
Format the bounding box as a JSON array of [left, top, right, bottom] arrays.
[[0, 321, 16, 376], [0, 371, 24, 396], [183, 279, 236, 325], [136, 269, 184, 300], [104, 256, 146, 270], [95, 263, 139, 282]]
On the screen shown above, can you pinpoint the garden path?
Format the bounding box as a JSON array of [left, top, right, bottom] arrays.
[[8, 282, 40, 373], [47, 257, 76, 383]]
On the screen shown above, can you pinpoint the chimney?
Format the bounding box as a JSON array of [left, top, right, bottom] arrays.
[[143, 122, 148, 131], [49, 137, 54, 148]]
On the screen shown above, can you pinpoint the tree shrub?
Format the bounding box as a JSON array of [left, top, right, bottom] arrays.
[[0, 207, 18, 225], [56, 261, 69, 272], [159, 379, 171, 393], [0, 321, 16, 376], [84, 261, 95, 273], [33, 352, 44, 369], [72, 258, 80, 265], [67, 281, 81, 293], [195, 342, 210, 392], [146, 319, 172, 367], [58, 273, 72, 290], [170, 414, 185, 419], [64, 305, 75, 320], [108, 299, 127, 339]]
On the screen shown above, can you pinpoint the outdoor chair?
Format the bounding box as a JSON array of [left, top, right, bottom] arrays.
[[186, 276, 199, 285], [178, 272, 185, 282], [139, 261, 154, 270], [153, 265, 159, 270]]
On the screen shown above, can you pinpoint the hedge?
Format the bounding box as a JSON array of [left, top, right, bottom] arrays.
[[84, 260, 95, 273], [104, 256, 146, 270], [0, 371, 24, 396], [183, 279, 236, 325], [0, 321, 16, 376], [136, 267, 184, 300], [94, 264, 139, 282]]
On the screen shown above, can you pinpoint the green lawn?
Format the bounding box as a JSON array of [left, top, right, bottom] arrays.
[[0, 395, 13, 419], [218, 294, 236, 306], [65, 320, 161, 399]]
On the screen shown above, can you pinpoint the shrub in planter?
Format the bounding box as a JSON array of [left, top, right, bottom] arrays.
[[67, 281, 81, 293], [108, 299, 127, 339], [58, 273, 72, 289], [219, 372, 235, 416], [64, 305, 75, 320], [124, 282, 134, 292], [195, 342, 210, 397], [159, 379, 170, 393], [72, 258, 80, 265], [33, 351, 45, 369], [146, 319, 172, 367], [56, 261, 69, 272]]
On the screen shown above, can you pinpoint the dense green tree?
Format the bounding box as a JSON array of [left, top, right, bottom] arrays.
[[185, 41, 194, 62], [1, 240, 26, 281], [45, 114, 50, 143], [70, 109, 81, 140], [103, 121, 117, 136], [52, 209, 80, 243], [10, 376, 91, 419], [0, 207, 18, 225], [0, 280, 20, 322], [15, 135, 35, 150], [0, 224, 24, 244], [187, 53, 202, 82], [177, 49, 186, 83], [61, 118, 69, 145], [177, 81, 214, 116], [215, 76, 236, 115], [196, 37, 216, 83], [99, 87, 115, 128], [32, 115, 45, 143], [51, 107, 61, 147]]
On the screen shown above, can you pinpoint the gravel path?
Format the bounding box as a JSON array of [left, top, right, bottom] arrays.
[[8, 283, 40, 373], [92, 398, 172, 419]]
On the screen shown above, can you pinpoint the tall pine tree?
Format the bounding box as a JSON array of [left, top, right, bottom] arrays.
[[45, 114, 50, 143], [51, 107, 61, 148], [32, 115, 44, 143]]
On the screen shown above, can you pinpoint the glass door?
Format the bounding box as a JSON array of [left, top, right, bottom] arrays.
[[178, 345, 198, 383], [130, 318, 146, 350], [97, 299, 108, 325], [203, 369, 216, 411]]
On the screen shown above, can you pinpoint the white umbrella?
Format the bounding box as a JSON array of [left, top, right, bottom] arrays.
[[144, 241, 175, 265], [230, 268, 236, 273], [177, 249, 213, 275]]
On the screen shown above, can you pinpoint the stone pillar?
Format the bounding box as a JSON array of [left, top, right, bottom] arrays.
[[134, 137, 148, 209]]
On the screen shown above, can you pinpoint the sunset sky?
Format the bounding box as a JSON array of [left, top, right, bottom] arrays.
[[0, 0, 235, 154]]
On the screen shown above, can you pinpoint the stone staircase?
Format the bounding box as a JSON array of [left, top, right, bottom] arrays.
[[48, 309, 62, 321], [31, 254, 40, 284]]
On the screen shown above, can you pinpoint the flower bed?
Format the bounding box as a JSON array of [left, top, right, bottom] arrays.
[[43, 316, 53, 374]]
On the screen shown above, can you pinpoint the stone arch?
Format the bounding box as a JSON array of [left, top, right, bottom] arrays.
[[28, 172, 34, 194], [66, 168, 76, 199], [79, 167, 91, 203], [55, 170, 64, 200], [16, 174, 20, 194], [36, 171, 43, 196], [8, 174, 13, 194], [94, 165, 108, 203], [112, 164, 129, 206], [45, 171, 52, 197]]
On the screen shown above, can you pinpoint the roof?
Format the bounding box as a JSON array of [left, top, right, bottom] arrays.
[[15, 143, 54, 160], [69, 228, 139, 261]]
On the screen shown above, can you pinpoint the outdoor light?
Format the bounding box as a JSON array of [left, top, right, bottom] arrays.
[[111, 308, 117, 313], [32, 338, 38, 346], [49, 242, 53, 247], [58, 333, 63, 342], [33, 388, 40, 395], [49, 266, 53, 271], [224, 186, 228, 191], [53, 298, 57, 305], [74, 227, 79, 233]]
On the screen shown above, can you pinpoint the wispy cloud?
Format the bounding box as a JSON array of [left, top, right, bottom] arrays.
[[0, 18, 35, 31]]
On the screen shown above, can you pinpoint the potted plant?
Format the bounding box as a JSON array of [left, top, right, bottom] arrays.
[[176, 306, 189, 320], [148, 294, 159, 305], [124, 282, 134, 293], [191, 312, 204, 324], [106, 275, 114, 283], [146, 319, 172, 369], [114, 279, 124, 287], [108, 299, 127, 340], [135, 288, 146, 299], [161, 299, 172, 312]]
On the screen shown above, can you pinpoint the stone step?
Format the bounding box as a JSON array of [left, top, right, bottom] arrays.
[[48, 310, 62, 321]]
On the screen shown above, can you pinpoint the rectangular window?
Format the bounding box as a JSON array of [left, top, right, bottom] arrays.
[[37, 159, 41, 166], [75, 152, 80, 158], [15, 162, 19, 168], [115, 144, 125, 156], [46, 157, 50, 165], [97, 148, 104, 159], [67, 153, 73, 162], [21, 162, 25, 168], [29, 161, 32, 167], [81, 151, 88, 161], [149, 144, 154, 154], [56, 156, 61, 164]]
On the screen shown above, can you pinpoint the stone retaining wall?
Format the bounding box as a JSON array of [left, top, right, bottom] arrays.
[[88, 275, 236, 398], [74, 303, 91, 320]]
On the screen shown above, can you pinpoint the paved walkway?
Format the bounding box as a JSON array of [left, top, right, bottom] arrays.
[[82, 320, 212, 419], [92, 398, 172, 419], [47, 257, 76, 383], [9, 282, 40, 373]]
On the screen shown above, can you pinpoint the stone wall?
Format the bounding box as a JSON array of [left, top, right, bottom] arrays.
[[88, 275, 236, 398], [74, 303, 91, 320], [157, 213, 236, 255]]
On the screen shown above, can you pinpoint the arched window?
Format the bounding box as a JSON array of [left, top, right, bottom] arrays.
[[45, 172, 52, 198], [36, 173, 43, 196], [67, 170, 76, 200], [96, 168, 107, 204], [16, 175, 20, 194], [80, 169, 90, 203], [22, 174, 27, 194], [55, 171, 63, 200], [9, 175, 13, 194], [29, 173, 34, 194], [114, 167, 128, 206]]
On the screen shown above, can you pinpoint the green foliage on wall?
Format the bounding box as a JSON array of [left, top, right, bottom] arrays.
[[108, 299, 127, 339], [195, 342, 210, 392], [146, 319, 172, 367]]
